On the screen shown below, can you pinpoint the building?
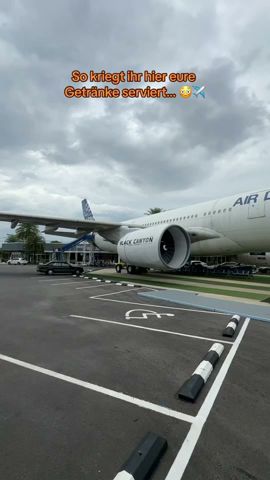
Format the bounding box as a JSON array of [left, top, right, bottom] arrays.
[[0, 241, 117, 266]]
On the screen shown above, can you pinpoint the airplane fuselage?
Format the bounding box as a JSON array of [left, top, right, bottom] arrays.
[[96, 188, 270, 256]]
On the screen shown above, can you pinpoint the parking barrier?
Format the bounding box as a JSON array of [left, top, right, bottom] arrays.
[[178, 343, 224, 401], [113, 432, 167, 480], [223, 315, 240, 337]]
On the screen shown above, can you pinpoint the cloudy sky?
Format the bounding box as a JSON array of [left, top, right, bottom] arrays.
[[0, 0, 269, 242]]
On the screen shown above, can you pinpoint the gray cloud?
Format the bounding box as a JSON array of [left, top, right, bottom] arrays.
[[0, 0, 269, 241]]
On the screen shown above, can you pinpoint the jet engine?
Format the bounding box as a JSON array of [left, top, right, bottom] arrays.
[[117, 224, 190, 270]]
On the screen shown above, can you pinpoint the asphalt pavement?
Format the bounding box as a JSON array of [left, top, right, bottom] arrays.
[[0, 264, 269, 480]]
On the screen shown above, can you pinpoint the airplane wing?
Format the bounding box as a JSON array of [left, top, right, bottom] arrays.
[[0, 211, 221, 242], [0, 212, 142, 234]]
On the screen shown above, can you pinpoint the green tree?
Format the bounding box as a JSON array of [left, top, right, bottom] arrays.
[[5, 233, 19, 242], [15, 223, 45, 263], [145, 207, 164, 215]]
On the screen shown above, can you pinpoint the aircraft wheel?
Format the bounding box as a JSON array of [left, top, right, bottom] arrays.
[[127, 265, 136, 274], [115, 264, 122, 273]]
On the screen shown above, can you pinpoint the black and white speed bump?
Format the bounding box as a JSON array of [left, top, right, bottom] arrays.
[[113, 432, 167, 480], [178, 343, 224, 402], [223, 314, 240, 337]]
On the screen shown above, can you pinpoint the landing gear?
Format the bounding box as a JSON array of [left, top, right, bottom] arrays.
[[136, 267, 148, 274], [114, 262, 148, 275], [115, 263, 122, 273], [127, 265, 136, 274], [127, 265, 148, 274]]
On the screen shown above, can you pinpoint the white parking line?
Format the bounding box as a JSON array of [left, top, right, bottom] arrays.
[[0, 353, 194, 424], [90, 293, 229, 316], [164, 317, 250, 480], [91, 287, 143, 297], [70, 314, 234, 345], [49, 280, 92, 286], [76, 284, 114, 290]]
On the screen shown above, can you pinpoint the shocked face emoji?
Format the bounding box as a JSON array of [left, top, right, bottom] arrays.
[[179, 85, 192, 98]]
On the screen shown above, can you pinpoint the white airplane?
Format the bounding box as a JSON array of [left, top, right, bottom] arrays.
[[0, 187, 270, 274]]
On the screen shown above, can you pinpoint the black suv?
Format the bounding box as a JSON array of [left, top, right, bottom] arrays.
[[37, 261, 84, 276]]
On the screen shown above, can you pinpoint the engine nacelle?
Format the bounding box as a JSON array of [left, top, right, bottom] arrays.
[[117, 225, 190, 270]]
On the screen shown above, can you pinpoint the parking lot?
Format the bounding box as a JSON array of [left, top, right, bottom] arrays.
[[0, 264, 269, 479]]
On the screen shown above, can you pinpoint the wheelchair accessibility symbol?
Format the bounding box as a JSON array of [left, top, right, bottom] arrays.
[[125, 309, 175, 320]]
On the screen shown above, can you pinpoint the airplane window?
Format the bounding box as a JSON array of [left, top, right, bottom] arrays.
[[223, 209, 226, 212], [191, 215, 193, 218], [229, 208, 232, 211], [208, 212, 211, 215], [213, 211, 216, 214], [183, 216, 186, 220], [195, 214, 198, 218], [187, 216, 189, 219], [204, 212, 206, 216], [218, 210, 221, 213]]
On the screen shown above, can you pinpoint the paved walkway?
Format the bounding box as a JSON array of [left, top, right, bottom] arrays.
[[139, 289, 270, 323]]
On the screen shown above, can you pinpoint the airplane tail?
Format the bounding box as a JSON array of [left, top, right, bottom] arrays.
[[82, 199, 95, 221]]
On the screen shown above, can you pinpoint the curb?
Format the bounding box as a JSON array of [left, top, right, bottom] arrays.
[[178, 343, 224, 401], [76, 276, 140, 288], [223, 314, 240, 337], [113, 432, 167, 480]]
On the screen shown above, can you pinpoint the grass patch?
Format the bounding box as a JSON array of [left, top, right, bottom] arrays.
[[148, 273, 270, 284], [147, 275, 270, 292], [254, 275, 270, 284], [87, 273, 267, 301]]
